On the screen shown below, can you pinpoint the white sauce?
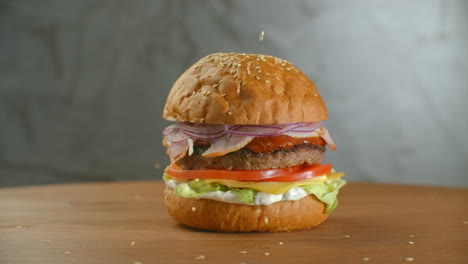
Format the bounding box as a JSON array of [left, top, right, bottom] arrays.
[[165, 180, 308, 205]]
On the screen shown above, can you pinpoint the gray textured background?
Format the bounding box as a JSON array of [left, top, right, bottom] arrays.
[[1, 0, 467, 187]]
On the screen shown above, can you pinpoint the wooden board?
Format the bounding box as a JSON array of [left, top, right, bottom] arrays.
[[0, 181, 467, 264]]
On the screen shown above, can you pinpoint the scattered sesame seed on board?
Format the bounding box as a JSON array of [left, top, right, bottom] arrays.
[[409, 234, 415, 237], [278, 241, 283, 245], [191, 206, 197, 211], [134, 261, 142, 264], [362, 257, 370, 261], [344, 234, 351, 238], [130, 241, 136, 246], [408, 241, 414, 245], [405, 257, 414, 262], [16, 225, 23, 229], [464, 220, 468, 224], [64, 251, 71, 255], [194, 255, 205, 260], [240, 250, 247, 254], [264, 252, 270, 256]]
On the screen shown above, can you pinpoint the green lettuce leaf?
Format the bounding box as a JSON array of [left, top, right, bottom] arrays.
[[165, 174, 345, 213], [301, 179, 346, 213]]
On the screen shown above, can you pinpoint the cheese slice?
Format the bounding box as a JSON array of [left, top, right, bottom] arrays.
[[204, 172, 345, 195]]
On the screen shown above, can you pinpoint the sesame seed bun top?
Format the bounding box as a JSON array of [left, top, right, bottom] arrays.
[[163, 52, 327, 125]]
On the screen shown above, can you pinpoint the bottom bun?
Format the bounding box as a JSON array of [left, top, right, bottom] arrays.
[[164, 187, 329, 232]]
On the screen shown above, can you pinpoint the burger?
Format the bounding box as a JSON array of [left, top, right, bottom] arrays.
[[161, 52, 345, 232]]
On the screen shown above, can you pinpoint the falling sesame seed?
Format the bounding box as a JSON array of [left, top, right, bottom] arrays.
[[259, 31, 265, 41], [194, 255, 205, 260], [240, 250, 247, 254], [255, 76, 261, 80], [363, 257, 370, 261], [130, 241, 136, 246], [405, 257, 414, 262], [192, 207, 197, 212], [408, 241, 414, 245], [264, 252, 270, 256]]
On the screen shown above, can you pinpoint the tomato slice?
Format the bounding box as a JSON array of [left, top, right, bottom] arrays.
[[165, 163, 332, 182]]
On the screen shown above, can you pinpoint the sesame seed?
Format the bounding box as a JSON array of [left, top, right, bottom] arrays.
[[233, 74, 238, 79], [255, 76, 261, 80], [314, 93, 318, 97], [219, 79, 224, 84], [192, 206, 197, 212], [281, 63, 286, 66], [236, 88, 240, 94], [408, 241, 414, 245], [206, 91, 211, 95], [264, 252, 270, 256], [409, 234, 415, 237], [240, 250, 247, 254], [257, 69, 261, 73], [213, 84, 219, 88], [265, 80, 270, 83], [275, 76, 280, 80], [265, 72, 270, 75], [130, 241, 136, 246], [405, 257, 414, 262], [255, 66, 261, 69], [259, 31, 265, 41], [228, 62, 233, 67], [285, 67, 291, 71], [464, 221, 468, 224], [200, 118, 205, 122], [228, 111, 232, 116], [363, 257, 370, 261], [344, 234, 351, 238], [230, 70, 236, 74], [264, 216, 269, 224], [278, 241, 283, 245], [194, 65, 199, 69], [237, 63, 241, 67], [134, 262, 142, 264], [192, 91, 196, 95], [194, 255, 205, 260], [16, 225, 23, 229], [64, 252, 71, 255]]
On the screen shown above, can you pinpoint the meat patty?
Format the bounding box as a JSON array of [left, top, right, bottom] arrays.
[[176, 144, 325, 170]]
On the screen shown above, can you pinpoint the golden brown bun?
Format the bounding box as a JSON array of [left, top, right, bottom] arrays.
[[164, 187, 329, 232], [163, 53, 327, 124]]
